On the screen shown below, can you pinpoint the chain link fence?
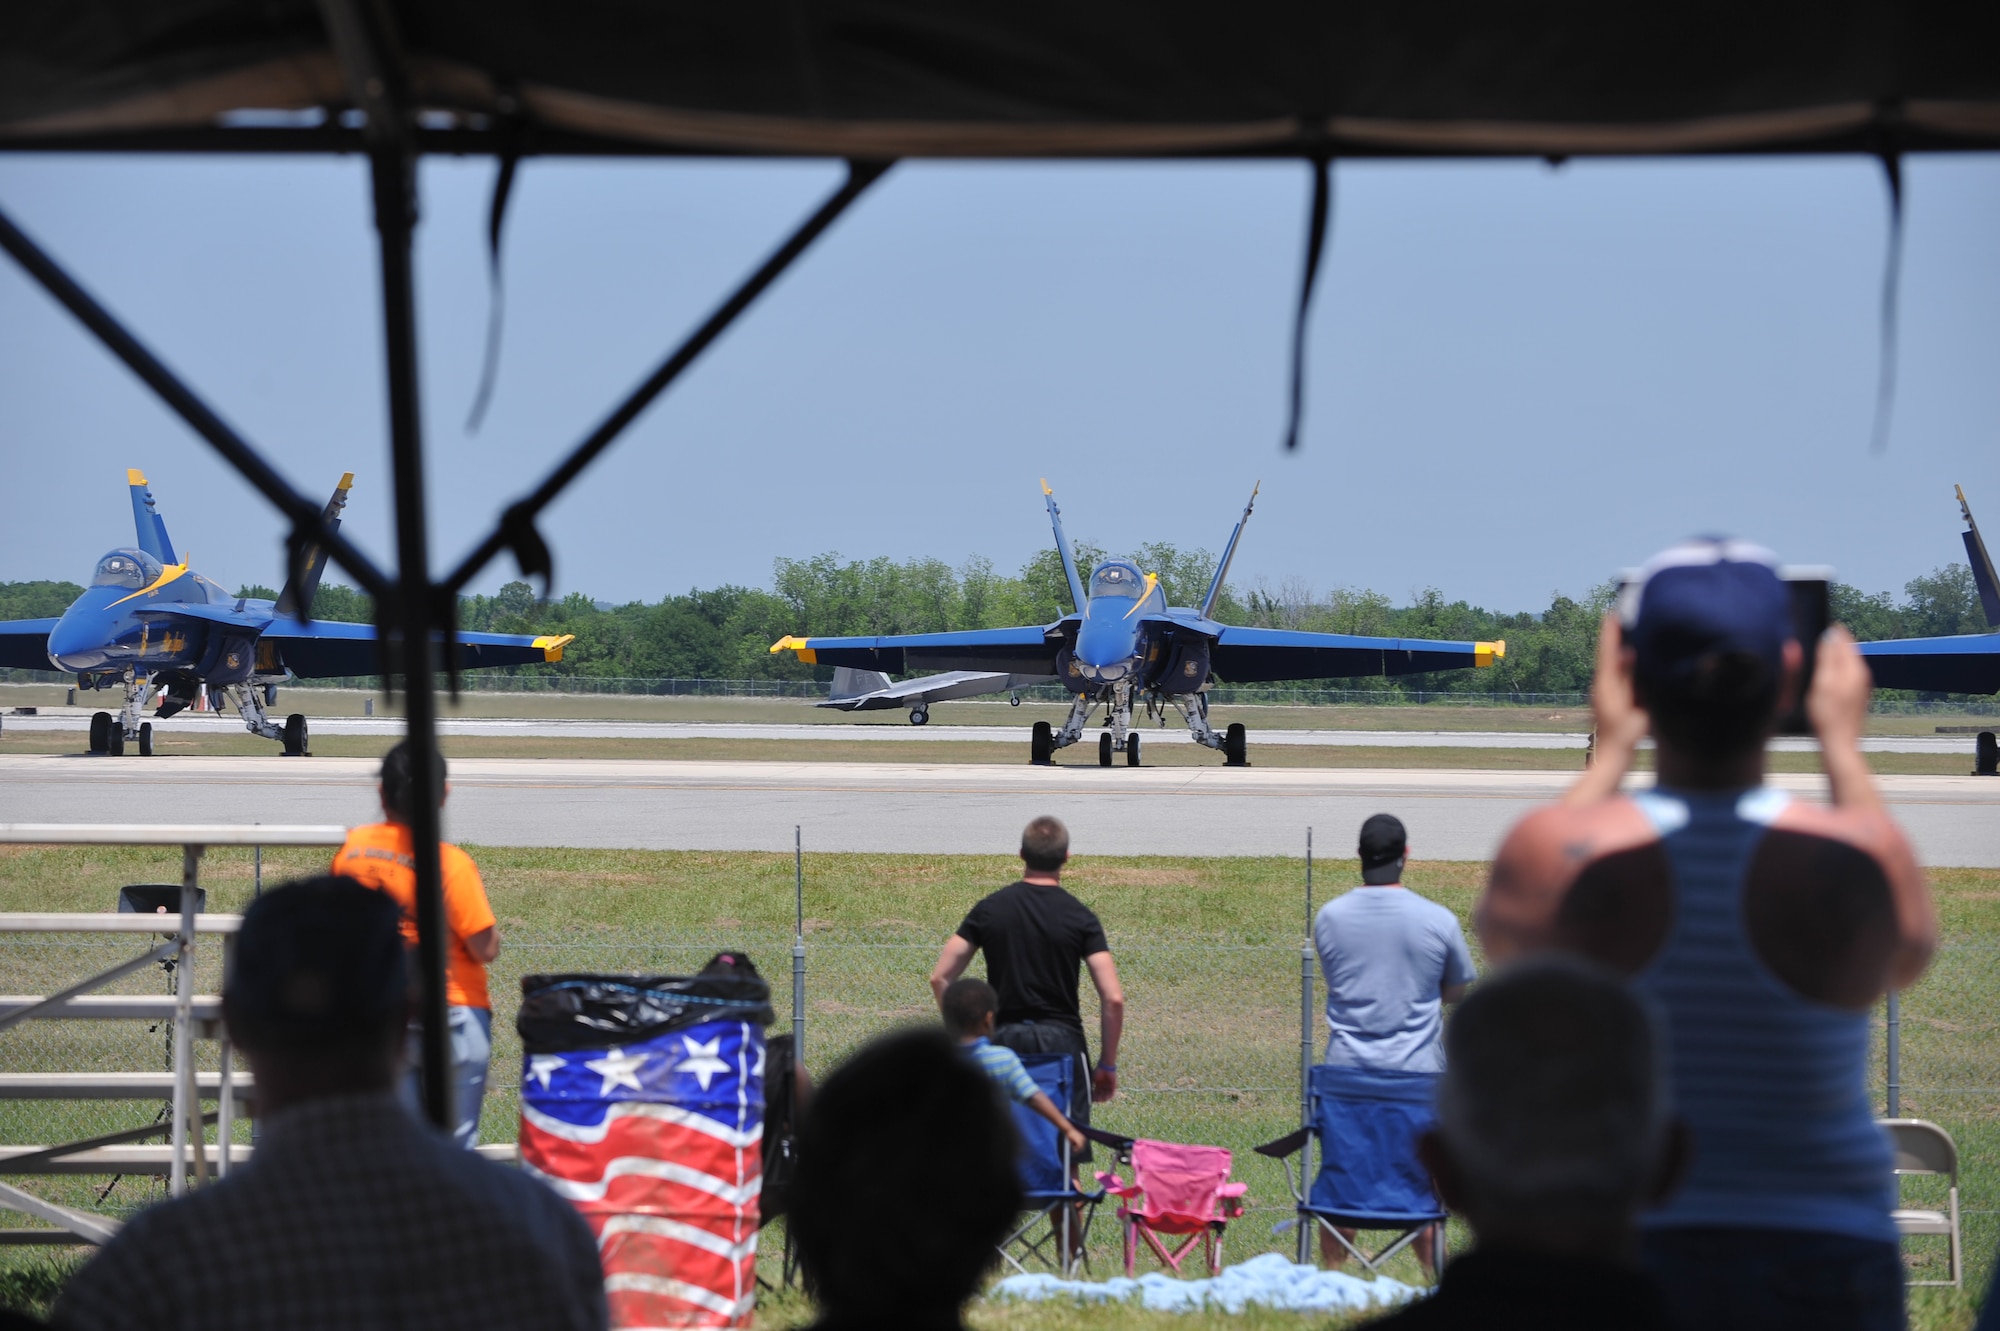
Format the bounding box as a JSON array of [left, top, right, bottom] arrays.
[[1, 914, 1994, 1293]]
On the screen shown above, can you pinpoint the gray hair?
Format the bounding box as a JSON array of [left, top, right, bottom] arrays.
[[1436, 958, 1667, 1224]]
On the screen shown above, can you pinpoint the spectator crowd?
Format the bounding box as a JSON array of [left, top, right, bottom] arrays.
[[36, 540, 1982, 1331]]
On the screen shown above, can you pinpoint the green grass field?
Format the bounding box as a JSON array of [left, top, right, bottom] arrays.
[[0, 844, 1990, 1328]]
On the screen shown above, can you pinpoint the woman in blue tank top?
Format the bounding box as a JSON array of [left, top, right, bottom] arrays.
[[1481, 542, 1935, 1331]]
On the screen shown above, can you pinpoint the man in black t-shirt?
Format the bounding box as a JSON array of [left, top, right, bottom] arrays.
[[930, 816, 1126, 1146]]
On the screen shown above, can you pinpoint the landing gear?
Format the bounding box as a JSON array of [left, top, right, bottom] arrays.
[[107, 727, 125, 756], [909, 705, 929, 726], [1030, 721, 1054, 766], [1098, 733, 1114, 767], [89, 711, 112, 754], [1009, 694, 1022, 707], [223, 682, 289, 747], [1223, 722, 1249, 767], [1125, 734, 1141, 767], [282, 713, 309, 757], [138, 723, 153, 758]]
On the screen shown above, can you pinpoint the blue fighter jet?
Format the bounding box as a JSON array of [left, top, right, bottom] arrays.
[[772, 480, 1505, 766], [0, 471, 574, 756], [1860, 485, 2000, 698]]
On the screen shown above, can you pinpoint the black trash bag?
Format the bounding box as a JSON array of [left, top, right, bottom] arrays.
[[517, 972, 774, 1053]]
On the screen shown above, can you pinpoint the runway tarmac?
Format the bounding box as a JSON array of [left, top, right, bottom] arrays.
[[0, 711, 1980, 753], [6, 754, 1999, 865]]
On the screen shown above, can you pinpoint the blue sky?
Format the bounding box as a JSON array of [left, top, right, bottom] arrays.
[[2, 152, 1997, 612]]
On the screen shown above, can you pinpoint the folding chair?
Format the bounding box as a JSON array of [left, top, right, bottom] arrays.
[[995, 1051, 1105, 1278], [1096, 1138, 1247, 1277], [1884, 1118, 1961, 1288], [1256, 1064, 1446, 1279]]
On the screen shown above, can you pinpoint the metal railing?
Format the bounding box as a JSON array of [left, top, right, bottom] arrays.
[[0, 825, 345, 1244]]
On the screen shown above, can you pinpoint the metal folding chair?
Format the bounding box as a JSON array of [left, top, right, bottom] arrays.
[[1256, 1064, 1445, 1279], [995, 1051, 1105, 1278], [1884, 1118, 1961, 1288]]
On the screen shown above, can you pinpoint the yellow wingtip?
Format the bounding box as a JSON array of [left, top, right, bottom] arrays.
[[338, 472, 355, 491], [531, 633, 576, 663], [1474, 640, 1506, 667], [770, 635, 818, 663], [127, 469, 148, 486], [1040, 478, 1053, 496]]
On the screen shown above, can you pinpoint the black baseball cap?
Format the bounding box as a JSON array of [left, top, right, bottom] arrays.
[[225, 876, 408, 1044], [1358, 814, 1407, 870]]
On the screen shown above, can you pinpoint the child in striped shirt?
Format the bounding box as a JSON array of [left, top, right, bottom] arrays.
[[942, 978, 1088, 1158]]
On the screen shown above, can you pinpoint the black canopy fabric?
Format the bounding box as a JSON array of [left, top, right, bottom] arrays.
[[5, 2, 2000, 159]]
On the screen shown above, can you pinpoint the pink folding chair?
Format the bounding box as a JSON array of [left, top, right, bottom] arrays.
[[1096, 1139, 1247, 1277]]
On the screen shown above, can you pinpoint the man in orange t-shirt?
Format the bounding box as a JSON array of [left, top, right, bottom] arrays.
[[332, 741, 501, 1147]]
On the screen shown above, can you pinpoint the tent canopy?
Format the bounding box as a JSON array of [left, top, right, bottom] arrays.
[[6, 2, 2000, 159]]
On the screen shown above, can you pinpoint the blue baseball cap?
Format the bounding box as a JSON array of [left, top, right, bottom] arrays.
[[1618, 539, 1794, 697]]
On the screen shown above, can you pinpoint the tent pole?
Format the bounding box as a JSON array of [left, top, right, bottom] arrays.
[[443, 159, 892, 593]]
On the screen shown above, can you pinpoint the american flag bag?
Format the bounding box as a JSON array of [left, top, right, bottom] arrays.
[[519, 974, 773, 1329]]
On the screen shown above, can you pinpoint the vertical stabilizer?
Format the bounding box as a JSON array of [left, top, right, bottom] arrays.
[[275, 473, 355, 619], [828, 666, 895, 702], [1201, 481, 1260, 618], [1960, 485, 2000, 628], [126, 469, 177, 563], [1041, 478, 1088, 615]]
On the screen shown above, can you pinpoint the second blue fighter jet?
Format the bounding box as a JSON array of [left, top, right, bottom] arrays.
[[772, 480, 1505, 766]]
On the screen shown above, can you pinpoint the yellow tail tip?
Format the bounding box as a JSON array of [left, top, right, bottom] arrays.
[[531, 634, 576, 662], [127, 468, 148, 486], [338, 472, 355, 490], [1474, 640, 1506, 666]]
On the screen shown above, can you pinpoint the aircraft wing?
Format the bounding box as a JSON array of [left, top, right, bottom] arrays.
[[1859, 634, 2000, 695], [772, 625, 1062, 675], [258, 619, 576, 679], [1208, 626, 1505, 684], [817, 669, 1058, 711], [0, 619, 57, 672]]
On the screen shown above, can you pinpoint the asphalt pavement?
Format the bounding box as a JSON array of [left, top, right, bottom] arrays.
[[5, 755, 1999, 866]]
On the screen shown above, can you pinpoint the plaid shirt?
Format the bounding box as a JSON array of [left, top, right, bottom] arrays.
[[53, 1092, 607, 1331]]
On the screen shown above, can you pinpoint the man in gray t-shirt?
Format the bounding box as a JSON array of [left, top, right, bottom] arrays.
[[1315, 814, 1475, 1074]]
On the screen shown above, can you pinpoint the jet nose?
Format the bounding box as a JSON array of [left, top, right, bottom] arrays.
[[46, 613, 107, 671]]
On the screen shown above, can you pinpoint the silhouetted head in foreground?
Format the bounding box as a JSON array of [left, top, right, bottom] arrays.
[[223, 876, 409, 1116], [1421, 958, 1687, 1261], [790, 1028, 1022, 1329]]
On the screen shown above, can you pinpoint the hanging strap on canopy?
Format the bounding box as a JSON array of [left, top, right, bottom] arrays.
[[1868, 146, 1904, 454], [1281, 154, 1333, 452], [465, 101, 525, 434]]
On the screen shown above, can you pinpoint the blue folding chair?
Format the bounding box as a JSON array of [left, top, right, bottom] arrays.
[[1256, 1064, 1447, 1278], [995, 1051, 1106, 1278]]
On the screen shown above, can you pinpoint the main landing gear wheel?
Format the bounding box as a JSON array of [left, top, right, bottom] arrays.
[[1010, 694, 1022, 707], [282, 713, 309, 757], [107, 727, 125, 756], [909, 705, 930, 726], [1098, 733, 1114, 767], [138, 723, 153, 758], [1030, 721, 1054, 765], [1223, 722, 1249, 767], [1125, 734, 1141, 767], [88, 711, 112, 754]]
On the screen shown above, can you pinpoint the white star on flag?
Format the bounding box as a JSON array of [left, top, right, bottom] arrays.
[[584, 1048, 648, 1095], [676, 1035, 732, 1091], [751, 1043, 766, 1080], [527, 1054, 565, 1090]]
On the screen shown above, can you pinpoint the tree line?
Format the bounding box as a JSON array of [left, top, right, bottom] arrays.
[[1, 554, 1989, 697]]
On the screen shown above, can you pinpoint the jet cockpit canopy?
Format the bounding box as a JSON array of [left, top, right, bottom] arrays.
[[1090, 561, 1145, 600], [92, 549, 162, 590]]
